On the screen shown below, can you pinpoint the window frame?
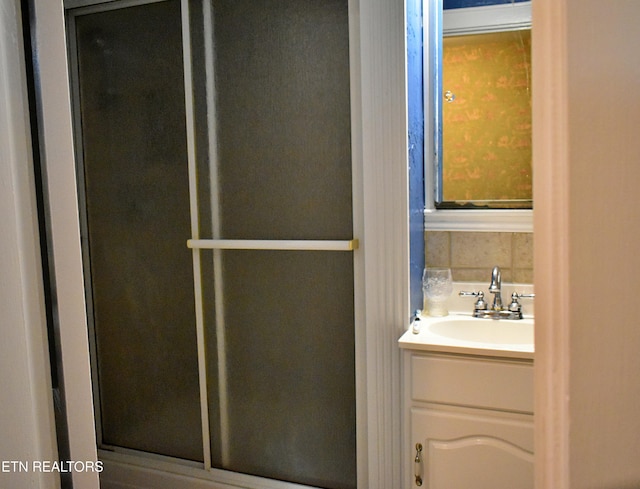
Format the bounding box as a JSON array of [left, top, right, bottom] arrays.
[[423, 0, 533, 232]]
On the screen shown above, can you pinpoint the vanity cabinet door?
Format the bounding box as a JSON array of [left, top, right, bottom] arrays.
[[410, 406, 534, 489]]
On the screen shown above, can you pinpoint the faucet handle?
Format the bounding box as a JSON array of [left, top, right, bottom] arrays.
[[512, 292, 535, 300], [508, 292, 535, 312], [459, 290, 488, 311]]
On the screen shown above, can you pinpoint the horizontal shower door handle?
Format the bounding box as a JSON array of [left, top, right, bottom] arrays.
[[187, 239, 359, 252]]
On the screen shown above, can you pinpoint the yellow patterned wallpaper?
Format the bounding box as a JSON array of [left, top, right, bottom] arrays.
[[442, 29, 532, 205]]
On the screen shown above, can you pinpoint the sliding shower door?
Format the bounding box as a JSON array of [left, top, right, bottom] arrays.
[[192, 1, 356, 485], [69, 0, 356, 487], [71, 0, 204, 462]]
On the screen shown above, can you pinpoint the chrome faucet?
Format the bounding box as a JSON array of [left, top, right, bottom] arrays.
[[488, 265, 503, 311], [459, 265, 534, 320]]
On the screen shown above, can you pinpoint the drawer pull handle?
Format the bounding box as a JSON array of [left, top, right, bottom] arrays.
[[414, 443, 423, 486]]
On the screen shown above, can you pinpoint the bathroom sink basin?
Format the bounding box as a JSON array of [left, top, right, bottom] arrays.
[[399, 313, 534, 358], [428, 316, 534, 345]]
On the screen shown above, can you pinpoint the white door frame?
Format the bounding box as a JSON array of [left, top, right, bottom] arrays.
[[27, 1, 101, 487], [531, 0, 570, 487]]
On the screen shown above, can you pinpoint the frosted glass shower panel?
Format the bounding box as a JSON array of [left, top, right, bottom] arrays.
[[73, 0, 203, 461], [210, 0, 353, 240], [208, 250, 356, 488], [192, 0, 357, 487]]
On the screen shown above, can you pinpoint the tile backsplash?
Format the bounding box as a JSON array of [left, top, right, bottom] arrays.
[[425, 231, 533, 284]]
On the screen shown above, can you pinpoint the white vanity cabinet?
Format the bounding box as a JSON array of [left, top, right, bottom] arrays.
[[402, 350, 534, 489]]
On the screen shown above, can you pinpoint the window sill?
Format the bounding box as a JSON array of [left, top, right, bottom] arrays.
[[424, 209, 533, 233]]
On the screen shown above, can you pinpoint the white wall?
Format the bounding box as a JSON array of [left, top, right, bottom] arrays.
[[534, 1, 640, 487], [0, 1, 59, 488]]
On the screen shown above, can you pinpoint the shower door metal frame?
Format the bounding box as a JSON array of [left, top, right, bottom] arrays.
[[66, 0, 365, 487]]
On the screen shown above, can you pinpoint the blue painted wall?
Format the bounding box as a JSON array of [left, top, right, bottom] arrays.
[[444, 0, 528, 9], [406, 0, 425, 314]]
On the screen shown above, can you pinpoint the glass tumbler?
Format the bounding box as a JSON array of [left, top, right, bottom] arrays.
[[422, 267, 453, 316]]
